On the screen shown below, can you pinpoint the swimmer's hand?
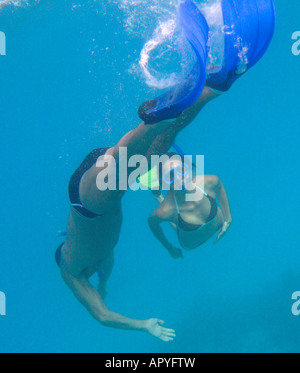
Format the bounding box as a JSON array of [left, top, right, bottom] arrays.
[[155, 194, 165, 204], [146, 319, 176, 342], [167, 245, 183, 259], [151, 190, 164, 204], [215, 220, 232, 243]]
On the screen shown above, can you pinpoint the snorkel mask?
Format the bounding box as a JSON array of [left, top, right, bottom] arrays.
[[161, 158, 193, 191]]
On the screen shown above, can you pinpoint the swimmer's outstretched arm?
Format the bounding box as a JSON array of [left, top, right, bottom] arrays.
[[205, 175, 232, 242], [60, 262, 176, 341]]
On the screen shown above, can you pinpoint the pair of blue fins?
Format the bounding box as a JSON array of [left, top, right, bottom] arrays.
[[138, 0, 276, 125]]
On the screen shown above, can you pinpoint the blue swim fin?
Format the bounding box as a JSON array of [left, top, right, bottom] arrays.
[[206, 0, 276, 92], [138, 0, 209, 125]]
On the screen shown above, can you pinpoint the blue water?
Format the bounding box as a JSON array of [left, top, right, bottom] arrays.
[[0, 0, 300, 353]]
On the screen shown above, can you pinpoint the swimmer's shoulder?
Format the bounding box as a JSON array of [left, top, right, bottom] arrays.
[[194, 175, 220, 188], [154, 192, 177, 220], [194, 175, 221, 198]]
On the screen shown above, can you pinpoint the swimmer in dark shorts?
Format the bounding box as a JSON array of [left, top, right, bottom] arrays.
[[56, 87, 218, 341]]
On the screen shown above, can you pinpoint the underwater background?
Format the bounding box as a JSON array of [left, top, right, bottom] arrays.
[[0, 0, 300, 353]]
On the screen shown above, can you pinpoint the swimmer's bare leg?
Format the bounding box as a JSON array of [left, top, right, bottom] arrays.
[[108, 120, 171, 161], [146, 86, 219, 158], [80, 120, 172, 214], [145, 87, 219, 205], [97, 252, 114, 299]]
